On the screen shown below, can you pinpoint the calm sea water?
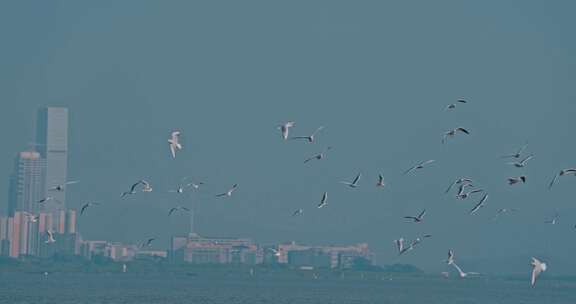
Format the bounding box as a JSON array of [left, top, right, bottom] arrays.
[[0, 272, 574, 304]]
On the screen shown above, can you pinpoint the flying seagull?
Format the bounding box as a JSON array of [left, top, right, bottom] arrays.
[[169, 185, 185, 194], [445, 178, 473, 194], [456, 189, 484, 200], [469, 193, 489, 215], [508, 154, 534, 168], [267, 248, 282, 258], [549, 168, 576, 189], [168, 206, 191, 216], [292, 208, 304, 217], [23, 212, 39, 223], [168, 131, 182, 159], [404, 160, 435, 175], [37, 197, 63, 205], [121, 180, 151, 198], [399, 237, 427, 255], [317, 192, 328, 209], [442, 127, 470, 144], [80, 202, 100, 216], [140, 238, 155, 248], [508, 176, 527, 185], [530, 257, 547, 287], [45, 230, 56, 244], [544, 212, 559, 225], [186, 181, 204, 190], [502, 144, 528, 159], [278, 121, 295, 140], [340, 173, 361, 188], [404, 209, 426, 223], [216, 184, 238, 198], [304, 147, 332, 164], [452, 262, 480, 278], [445, 99, 467, 111], [290, 126, 324, 143], [48, 180, 79, 192], [376, 174, 386, 187]]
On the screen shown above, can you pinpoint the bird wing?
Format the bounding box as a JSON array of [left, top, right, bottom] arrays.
[[170, 143, 176, 158], [321, 192, 328, 203], [352, 173, 362, 185], [418, 209, 427, 219], [130, 181, 144, 193], [521, 155, 534, 164], [456, 127, 470, 134], [81, 204, 89, 215], [312, 126, 325, 136], [289, 135, 310, 140], [404, 165, 418, 175], [445, 180, 458, 193], [65, 180, 80, 185]]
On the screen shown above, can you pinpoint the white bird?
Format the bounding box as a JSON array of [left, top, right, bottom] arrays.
[[544, 212, 559, 225], [140, 238, 155, 248], [48, 180, 79, 192], [304, 147, 332, 164], [290, 126, 324, 143], [168, 131, 182, 159], [404, 160, 435, 175], [376, 174, 386, 187], [456, 183, 475, 197], [508, 154, 534, 168], [469, 193, 489, 215], [445, 178, 473, 194], [45, 230, 56, 244], [267, 248, 282, 257], [442, 127, 470, 144], [141, 180, 153, 192], [80, 202, 100, 216], [169, 185, 185, 194], [186, 181, 204, 190], [502, 144, 528, 159], [452, 262, 480, 278], [317, 192, 328, 209], [278, 121, 295, 140], [531, 257, 547, 287], [446, 249, 455, 265], [168, 206, 191, 216], [292, 208, 304, 217], [508, 176, 527, 185], [404, 209, 426, 223], [37, 197, 61, 204], [340, 173, 361, 188], [216, 184, 238, 198], [445, 99, 467, 111], [456, 189, 484, 200], [399, 238, 425, 255], [23, 212, 39, 223], [121, 180, 151, 198], [549, 168, 576, 189]]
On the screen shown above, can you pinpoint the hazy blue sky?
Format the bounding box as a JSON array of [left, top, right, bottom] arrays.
[[1, 1, 575, 273]]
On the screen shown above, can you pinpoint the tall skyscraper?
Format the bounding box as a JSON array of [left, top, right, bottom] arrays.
[[7, 151, 46, 215], [36, 107, 69, 212]]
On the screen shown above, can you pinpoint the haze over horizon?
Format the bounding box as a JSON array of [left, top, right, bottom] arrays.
[[1, 1, 576, 273]]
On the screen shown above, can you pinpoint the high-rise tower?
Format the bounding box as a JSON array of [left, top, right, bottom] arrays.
[[36, 107, 69, 212], [7, 151, 46, 215]]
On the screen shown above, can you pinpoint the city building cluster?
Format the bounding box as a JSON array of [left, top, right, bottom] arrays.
[[0, 107, 374, 269]]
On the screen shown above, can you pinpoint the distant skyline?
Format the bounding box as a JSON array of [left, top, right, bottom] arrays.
[[1, 1, 576, 274]]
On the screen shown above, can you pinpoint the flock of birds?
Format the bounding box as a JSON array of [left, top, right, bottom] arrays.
[[28, 99, 576, 287]]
